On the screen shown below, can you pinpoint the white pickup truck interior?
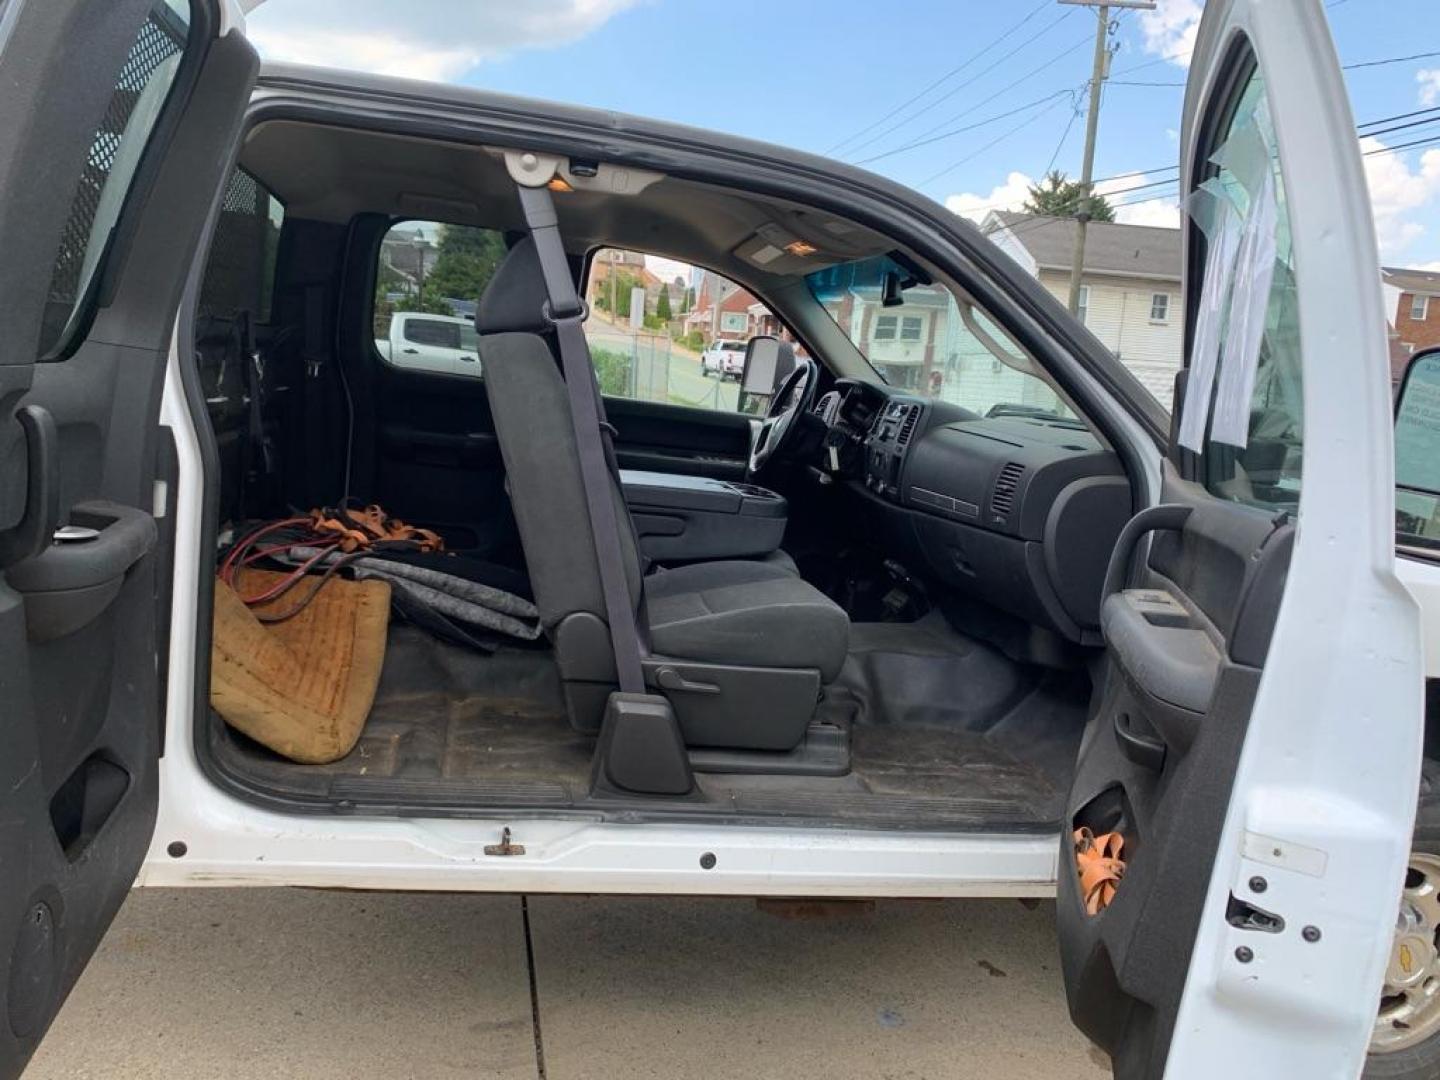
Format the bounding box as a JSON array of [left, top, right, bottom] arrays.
[[193, 119, 1136, 832]]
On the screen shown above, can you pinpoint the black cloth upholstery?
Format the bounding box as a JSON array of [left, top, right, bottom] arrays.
[[475, 236, 553, 335], [645, 560, 848, 681], [475, 239, 850, 725]]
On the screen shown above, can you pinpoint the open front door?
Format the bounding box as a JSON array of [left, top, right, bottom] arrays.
[[0, 2, 256, 1072], [1056, 1, 1422, 1076]]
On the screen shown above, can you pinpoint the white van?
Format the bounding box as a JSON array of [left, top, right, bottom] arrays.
[[0, 2, 1424, 1078]]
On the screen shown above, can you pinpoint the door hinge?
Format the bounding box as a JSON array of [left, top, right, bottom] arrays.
[[483, 827, 525, 857]]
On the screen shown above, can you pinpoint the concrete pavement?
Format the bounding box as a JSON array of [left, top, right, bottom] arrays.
[[25, 890, 1107, 1080]]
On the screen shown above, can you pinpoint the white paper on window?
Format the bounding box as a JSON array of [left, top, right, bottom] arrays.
[[1178, 186, 1242, 452], [1210, 167, 1278, 449]]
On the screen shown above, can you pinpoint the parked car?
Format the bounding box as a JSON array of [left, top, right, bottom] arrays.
[[701, 338, 747, 379], [374, 311, 481, 377], [0, 2, 1424, 1078]]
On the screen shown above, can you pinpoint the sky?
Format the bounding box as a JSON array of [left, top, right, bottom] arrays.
[[245, 0, 1440, 271]]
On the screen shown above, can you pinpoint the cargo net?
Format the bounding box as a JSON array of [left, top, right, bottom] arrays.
[[198, 170, 275, 322], [40, 5, 188, 353]]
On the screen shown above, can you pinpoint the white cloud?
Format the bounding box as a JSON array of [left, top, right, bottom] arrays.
[[1419, 69, 1440, 107], [1361, 136, 1440, 257], [245, 0, 642, 82], [1137, 0, 1202, 69], [944, 171, 1034, 224], [1096, 172, 1181, 228]]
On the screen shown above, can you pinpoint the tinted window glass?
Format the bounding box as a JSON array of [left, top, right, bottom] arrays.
[[404, 319, 460, 348], [41, 0, 193, 357], [806, 254, 1084, 424], [198, 169, 284, 323], [373, 219, 506, 377]]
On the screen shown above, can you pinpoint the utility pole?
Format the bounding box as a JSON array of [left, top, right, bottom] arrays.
[[1059, 0, 1155, 316]]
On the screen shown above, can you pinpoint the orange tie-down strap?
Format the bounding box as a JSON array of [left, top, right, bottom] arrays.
[[1074, 827, 1126, 915], [308, 504, 444, 553]]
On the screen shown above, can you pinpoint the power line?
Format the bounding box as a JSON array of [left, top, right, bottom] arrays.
[[1045, 99, 1084, 175], [826, 0, 1056, 155], [1108, 79, 1184, 87], [844, 9, 1080, 158], [1344, 49, 1440, 71], [854, 86, 1082, 166], [919, 96, 1072, 187], [903, 32, 1096, 146]]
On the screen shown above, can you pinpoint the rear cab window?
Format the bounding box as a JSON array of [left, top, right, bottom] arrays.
[[372, 219, 505, 377]]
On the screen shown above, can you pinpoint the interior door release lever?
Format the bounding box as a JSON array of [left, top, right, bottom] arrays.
[[0, 405, 60, 568], [1113, 711, 1167, 771]]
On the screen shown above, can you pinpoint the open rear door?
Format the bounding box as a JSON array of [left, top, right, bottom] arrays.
[[1055, 1, 1422, 1076], [0, 2, 256, 1072]]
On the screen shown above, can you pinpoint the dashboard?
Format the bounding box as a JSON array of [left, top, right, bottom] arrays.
[[813, 379, 1132, 648]]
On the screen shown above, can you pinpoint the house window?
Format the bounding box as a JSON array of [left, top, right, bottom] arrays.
[[874, 315, 898, 341], [900, 315, 923, 341], [1149, 292, 1170, 322], [1076, 285, 1090, 325], [1412, 294, 1429, 321]]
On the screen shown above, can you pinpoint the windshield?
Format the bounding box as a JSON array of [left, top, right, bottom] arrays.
[[806, 255, 1080, 423]]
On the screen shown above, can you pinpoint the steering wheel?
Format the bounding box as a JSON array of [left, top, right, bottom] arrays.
[[749, 358, 818, 475]]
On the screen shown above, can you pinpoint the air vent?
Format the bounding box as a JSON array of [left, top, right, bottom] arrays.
[[897, 405, 920, 447], [990, 462, 1026, 517]]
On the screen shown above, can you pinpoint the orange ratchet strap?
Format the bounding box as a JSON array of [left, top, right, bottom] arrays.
[[1074, 827, 1126, 915]]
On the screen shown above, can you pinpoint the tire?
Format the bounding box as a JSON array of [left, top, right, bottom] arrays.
[[1363, 759, 1440, 1079]]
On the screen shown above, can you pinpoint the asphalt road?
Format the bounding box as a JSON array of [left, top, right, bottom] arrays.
[[25, 889, 1109, 1080]]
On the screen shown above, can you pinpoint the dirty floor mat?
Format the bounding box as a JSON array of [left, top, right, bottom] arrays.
[[210, 625, 595, 799]]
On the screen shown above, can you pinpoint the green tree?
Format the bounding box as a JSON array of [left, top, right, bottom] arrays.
[[425, 225, 508, 303], [1022, 170, 1115, 222], [656, 284, 672, 321]]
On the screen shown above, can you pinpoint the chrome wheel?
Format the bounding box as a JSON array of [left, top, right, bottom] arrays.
[[1374, 851, 1440, 1053]]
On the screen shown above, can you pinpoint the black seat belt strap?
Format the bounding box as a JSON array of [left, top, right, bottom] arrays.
[[515, 183, 647, 695]]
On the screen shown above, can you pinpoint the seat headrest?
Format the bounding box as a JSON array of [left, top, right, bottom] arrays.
[[475, 236, 552, 335]]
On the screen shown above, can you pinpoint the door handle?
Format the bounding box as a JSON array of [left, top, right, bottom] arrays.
[[402, 348, 420, 354], [1101, 503, 1193, 601], [0, 405, 60, 569], [1113, 711, 1167, 771]]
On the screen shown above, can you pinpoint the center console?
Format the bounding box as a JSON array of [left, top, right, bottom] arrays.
[[620, 470, 787, 562], [863, 398, 924, 498]]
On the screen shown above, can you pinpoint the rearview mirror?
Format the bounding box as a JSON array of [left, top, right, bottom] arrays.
[[740, 335, 795, 397], [1395, 348, 1440, 549]]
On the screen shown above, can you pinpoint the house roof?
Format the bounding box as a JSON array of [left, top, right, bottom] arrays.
[[1383, 266, 1440, 295], [988, 211, 1181, 282]]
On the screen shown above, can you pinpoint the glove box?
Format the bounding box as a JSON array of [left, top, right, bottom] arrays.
[[620, 469, 787, 562]]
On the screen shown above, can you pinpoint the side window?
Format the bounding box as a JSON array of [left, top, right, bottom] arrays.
[[403, 319, 460, 348], [197, 169, 284, 324], [372, 219, 506, 377], [1412, 295, 1429, 322], [1149, 293, 1171, 323], [1180, 66, 1301, 511], [584, 248, 796, 412], [41, 0, 194, 358]]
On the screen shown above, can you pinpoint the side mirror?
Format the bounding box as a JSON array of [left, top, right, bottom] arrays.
[[740, 335, 795, 397], [1395, 348, 1440, 549]]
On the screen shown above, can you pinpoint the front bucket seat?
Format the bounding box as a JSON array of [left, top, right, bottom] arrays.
[[476, 239, 848, 751]]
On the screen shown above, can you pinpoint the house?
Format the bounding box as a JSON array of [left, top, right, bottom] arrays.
[[982, 211, 1183, 408], [378, 225, 436, 290], [1382, 266, 1440, 381], [685, 270, 760, 342]]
